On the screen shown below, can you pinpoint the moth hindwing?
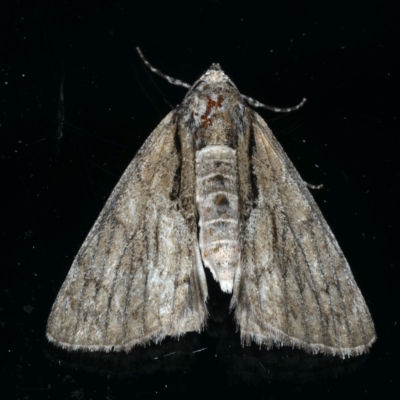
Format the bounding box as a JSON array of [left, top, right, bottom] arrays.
[[47, 51, 376, 357]]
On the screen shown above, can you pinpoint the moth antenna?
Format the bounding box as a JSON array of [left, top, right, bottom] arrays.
[[243, 95, 307, 113], [136, 47, 191, 89]]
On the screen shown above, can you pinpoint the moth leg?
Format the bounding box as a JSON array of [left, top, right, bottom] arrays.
[[306, 182, 323, 190]]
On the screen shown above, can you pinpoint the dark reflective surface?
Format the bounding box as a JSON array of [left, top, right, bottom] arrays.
[[3, 1, 398, 398]]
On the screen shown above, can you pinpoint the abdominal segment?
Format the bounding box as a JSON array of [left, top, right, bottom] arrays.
[[195, 145, 239, 293]]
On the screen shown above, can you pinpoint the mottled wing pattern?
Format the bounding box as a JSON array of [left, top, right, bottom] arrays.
[[47, 111, 208, 351], [233, 111, 376, 357]]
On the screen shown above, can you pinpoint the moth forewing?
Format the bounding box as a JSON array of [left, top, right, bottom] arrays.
[[47, 112, 208, 351], [231, 112, 376, 357], [47, 51, 376, 357]]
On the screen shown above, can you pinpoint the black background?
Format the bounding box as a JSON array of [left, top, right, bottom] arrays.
[[3, 0, 399, 399]]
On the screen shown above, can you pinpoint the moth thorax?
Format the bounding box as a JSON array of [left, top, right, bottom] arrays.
[[195, 145, 240, 293]]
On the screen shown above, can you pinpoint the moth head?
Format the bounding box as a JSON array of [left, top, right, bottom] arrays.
[[187, 64, 239, 97], [201, 64, 230, 84]]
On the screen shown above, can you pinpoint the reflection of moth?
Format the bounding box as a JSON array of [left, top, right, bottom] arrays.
[[47, 50, 376, 357]]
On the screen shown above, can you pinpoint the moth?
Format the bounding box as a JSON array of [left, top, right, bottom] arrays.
[[47, 49, 376, 357]]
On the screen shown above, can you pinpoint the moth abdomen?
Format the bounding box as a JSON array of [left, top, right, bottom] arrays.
[[196, 145, 240, 293]]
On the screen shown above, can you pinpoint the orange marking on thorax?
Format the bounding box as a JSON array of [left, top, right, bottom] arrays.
[[201, 95, 224, 127]]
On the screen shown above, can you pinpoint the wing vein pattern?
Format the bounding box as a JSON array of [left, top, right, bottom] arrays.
[[47, 111, 208, 351], [233, 111, 375, 357]]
